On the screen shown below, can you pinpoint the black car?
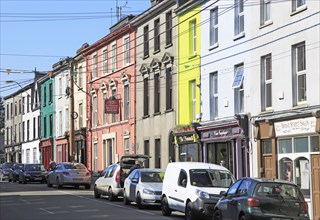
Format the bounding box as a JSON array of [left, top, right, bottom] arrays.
[[8, 163, 24, 182], [213, 177, 310, 220], [18, 164, 48, 184], [0, 162, 15, 180]]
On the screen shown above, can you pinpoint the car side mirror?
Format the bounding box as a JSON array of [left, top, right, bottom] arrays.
[[220, 191, 227, 197]]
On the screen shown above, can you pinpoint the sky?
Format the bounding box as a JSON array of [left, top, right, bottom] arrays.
[[0, 0, 150, 97]]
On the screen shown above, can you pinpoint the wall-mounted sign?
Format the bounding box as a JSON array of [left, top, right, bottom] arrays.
[[201, 126, 242, 140], [274, 117, 316, 137], [105, 99, 119, 114]]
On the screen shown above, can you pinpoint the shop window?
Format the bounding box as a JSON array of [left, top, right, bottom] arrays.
[[311, 136, 319, 152], [294, 157, 310, 197], [294, 137, 308, 153], [179, 144, 199, 162], [279, 138, 292, 153], [279, 158, 293, 182], [207, 142, 234, 174]]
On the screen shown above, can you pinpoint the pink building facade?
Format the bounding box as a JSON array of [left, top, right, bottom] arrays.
[[85, 16, 136, 173]]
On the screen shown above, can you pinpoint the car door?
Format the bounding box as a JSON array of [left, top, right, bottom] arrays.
[[174, 169, 188, 212], [219, 179, 243, 220], [129, 170, 139, 201], [102, 165, 114, 193], [95, 168, 108, 193]]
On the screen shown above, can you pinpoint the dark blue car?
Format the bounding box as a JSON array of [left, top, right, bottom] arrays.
[[213, 177, 309, 220], [8, 163, 24, 182], [18, 164, 48, 184]]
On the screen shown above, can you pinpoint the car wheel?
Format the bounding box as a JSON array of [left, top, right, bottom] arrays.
[[123, 190, 130, 205], [239, 214, 246, 220], [13, 176, 17, 182], [56, 178, 63, 189], [47, 179, 52, 187], [8, 176, 12, 182], [108, 187, 115, 201], [23, 177, 27, 184], [186, 202, 196, 220], [161, 196, 172, 216], [213, 209, 221, 220], [94, 186, 101, 199], [136, 192, 144, 209], [85, 184, 91, 190]]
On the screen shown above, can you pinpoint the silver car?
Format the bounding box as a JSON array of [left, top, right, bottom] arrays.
[[123, 168, 164, 209], [46, 162, 91, 189]]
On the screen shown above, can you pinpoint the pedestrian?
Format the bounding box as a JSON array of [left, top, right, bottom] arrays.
[[49, 160, 56, 171], [128, 160, 143, 175]]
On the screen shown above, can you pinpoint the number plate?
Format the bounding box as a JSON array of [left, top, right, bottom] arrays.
[[73, 178, 83, 181]]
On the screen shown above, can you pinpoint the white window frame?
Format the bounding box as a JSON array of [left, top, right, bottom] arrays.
[[102, 49, 108, 75], [190, 80, 196, 121], [65, 107, 69, 131], [261, 0, 271, 25], [103, 91, 108, 124], [26, 149, 30, 164], [78, 102, 83, 128], [124, 137, 130, 155], [190, 20, 197, 55], [261, 54, 272, 111], [92, 54, 98, 79], [235, 0, 244, 35], [292, 0, 306, 12], [123, 36, 130, 65], [59, 77, 62, 97], [92, 93, 98, 126], [78, 66, 83, 88], [124, 84, 130, 120], [33, 147, 37, 163], [111, 44, 117, 72], [59, 110, 62, 136], [210, 8, 218, 47], [210, 72, 218, 120], [233, 65, 244, 114], [293, 42, 307, 105]]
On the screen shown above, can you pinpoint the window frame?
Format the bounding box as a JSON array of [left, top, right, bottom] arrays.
[[154, 19, 160, 52], [261, 54, 272, 111], [292, 42, 306, 106], [143, 25, 149, 57], [166, 11, 172, 46], [235, 0, 244, 36], [210, 7, 219, 47], [210, 72, 218, 120]]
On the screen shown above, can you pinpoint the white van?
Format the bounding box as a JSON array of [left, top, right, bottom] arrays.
[[161, 162, 235, 220]]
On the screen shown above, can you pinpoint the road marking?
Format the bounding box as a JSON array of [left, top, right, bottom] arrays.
[[40, 208, 54, 215], [73, 209, 99, 212], [20, 199, 31, 204]]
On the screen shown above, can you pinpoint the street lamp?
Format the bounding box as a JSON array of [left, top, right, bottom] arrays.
[[5, 80, 31, 96]]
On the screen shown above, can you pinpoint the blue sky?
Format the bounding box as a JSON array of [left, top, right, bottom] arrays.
[[0, 0, 150, 97]]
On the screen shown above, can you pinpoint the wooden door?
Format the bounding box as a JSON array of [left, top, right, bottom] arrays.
[[311, 154, 320, 220], [263, 156, 275, 179]]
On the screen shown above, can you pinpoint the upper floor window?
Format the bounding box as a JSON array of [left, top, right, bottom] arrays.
[[154, 71, 160, 113], [78, 103, 83, 128], [33, 117, 36, 139], [43, 116, 47, 137], [92, 94, 98, 126], [27, 95, 30, 112], [165, 67, 173, 110], [92, 54, 98, 78], [102, 49, 108, 74], [102, 92, 108, 124], [124, 84, 130, 120], [50, 114, 53, 137], [111, 44, 117, 72], [190, 20, 197, 55], [59, 77, 62, 97], [111, 89, 118, 123], [19, 100, 21, 114], [235, 0, 244, 36], [261, 54, 272, 111], [34, 90, 38, 108], [49, 84, 53, 103], [233, 64, 244, 114], [292, 42, 306, 105], [124, 37, 130, 65], [210, 72, 218, 119], [15, 102, 17, 116], [59, 110, 62, 136], [65, 108, 69, 131], [43, 86, 47, 106], [78, 66, 83, 88], [166, 11, 172, 46], [210, 8, 218, 47], [292, 0, 306, 12], [144, 25, 149, 57], [190, 80, 196, 121], [143, 76, 149, 116], [260, 0, 271, 25], [154, 19, 160, 52]]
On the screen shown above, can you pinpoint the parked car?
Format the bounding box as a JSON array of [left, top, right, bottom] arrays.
[[123, 168, 164, 209], [0, 162, 15, 181], [94, 154, 150, 201], [46, 162, 91, 189], [212, 177, 310, 220], [161, 162, 235, 220], [18, 163, 48, 184], [8, 163, 24, 182]]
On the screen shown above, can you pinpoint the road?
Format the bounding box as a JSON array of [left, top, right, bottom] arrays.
[[0, 180, 184, 220]]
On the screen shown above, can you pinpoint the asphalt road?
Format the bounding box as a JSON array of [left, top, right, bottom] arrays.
[[0, 180, 184, 220]]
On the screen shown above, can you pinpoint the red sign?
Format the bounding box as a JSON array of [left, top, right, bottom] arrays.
[[105, 99, 119, 114]]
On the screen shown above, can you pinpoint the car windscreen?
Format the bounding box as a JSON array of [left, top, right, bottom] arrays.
[[189, 169, 234, 188], [64, 163, 86, 170], [141, 171, 164, 183], [3, 163, 14, 169], [25, 164, 45, 171], [14, 164, 24, 169], [254, 182, 301, 200]]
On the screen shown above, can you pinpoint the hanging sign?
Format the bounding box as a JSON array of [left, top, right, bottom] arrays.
[[105, 99, 119, 114]]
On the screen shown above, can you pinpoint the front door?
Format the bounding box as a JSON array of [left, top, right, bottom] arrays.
[[311, 154, 320, 220], [263, 156, 275, 178]]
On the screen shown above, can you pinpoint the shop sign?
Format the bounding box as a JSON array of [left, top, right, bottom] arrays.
[[105, 99, 119, 114], [42, 139, 52, 147], [176, 134, 196, 143], [202, 127, 242, 140], [274, 117, 316, 137]]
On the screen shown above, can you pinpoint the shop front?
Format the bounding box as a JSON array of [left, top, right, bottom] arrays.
[[198, 119, 250, 179], [75, 128, 86, 165], [40, 138, 53, 169], [173, 124, 201, 162], [254, 112, 320, 220]]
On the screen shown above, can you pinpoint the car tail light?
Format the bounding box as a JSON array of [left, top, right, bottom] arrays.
[[299, 201, 309, 217], [63, 171, 70, 176], [247, 198, 260, 207], [85, 172, 90, 176], [115, 170, 120, 183]]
